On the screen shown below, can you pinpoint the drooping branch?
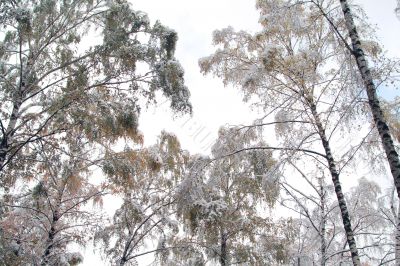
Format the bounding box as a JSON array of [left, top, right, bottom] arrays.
[[213, 146, 327, 161]]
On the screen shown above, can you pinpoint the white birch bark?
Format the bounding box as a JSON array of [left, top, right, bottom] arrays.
[[339, 0, 400, 201], [309, 99, 361, 266]]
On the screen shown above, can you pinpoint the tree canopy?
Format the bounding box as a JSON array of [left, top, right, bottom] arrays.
[[0, 0, 399, 265]]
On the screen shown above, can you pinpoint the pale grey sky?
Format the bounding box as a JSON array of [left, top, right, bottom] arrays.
[[137, 0, 262, 155], [83, 1, 400, 264]]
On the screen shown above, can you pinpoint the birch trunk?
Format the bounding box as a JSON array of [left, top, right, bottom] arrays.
[[339, 0, 400, 200], [396, 202, 400, 264], [0, 84, 23, 171], [320, 179, 327, 266], [119, 257, 127, 266], [118, 238, 130, 266], [0, 48, 32, 171], [220, 230, 228, 266], [309, 99, 361, 265], [41, 197, 61, 266]]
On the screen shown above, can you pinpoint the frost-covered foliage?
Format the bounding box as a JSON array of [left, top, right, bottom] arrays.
[[101, 131, 187, 192], [171, 127, 294, 265], [0, 1, 191, 262], [199, 0, 395, 131], [94, 132, 189, 266], [154, 59, 191, 113], [0, 136, 104, 265], [286, 175, 394, 265], [360, 97, 400, 172], [342, 178, 393, 264], [200, 0, 373, 154], [0, 0, 192, 184], [382, 98, 400, 144]]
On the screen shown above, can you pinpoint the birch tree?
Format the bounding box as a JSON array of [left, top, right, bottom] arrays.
[[380, 186, 400, 265], [279, 166, 334, 265], [287, 175, 393, 265], [306, 0, 400, 226], [0, 134, 104, 265], [0, 0, 191, 182], [174, 127, 295, 265], [94, 132, 188, 266], [309, 1, 400, 258], [198, 0, 396, 264], [383, 99, 400, 264]]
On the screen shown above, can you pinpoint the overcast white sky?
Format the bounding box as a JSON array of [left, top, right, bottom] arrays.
[[83, 0, 400, 264], [137, 0, 263, 155]]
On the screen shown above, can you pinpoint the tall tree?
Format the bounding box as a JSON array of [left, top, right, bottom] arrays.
[[304, 0, 400, 245], [0, 0, 191, 183], [198, 0, 396, 263], [337, 0, 400, 256], [332, 0, 400, 214]]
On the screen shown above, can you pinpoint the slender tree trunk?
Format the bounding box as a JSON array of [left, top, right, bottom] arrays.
[[0, 40, 34, 172], [319, 178, 327, 266], [0, 52, 31, 172], [118, 243, 129, 266], [339, 0, 400, 200], [41, 192, 62, 266], [0, 98, 22, 171], [41, 210, 59, 266], [309, 100, 361, 265], [118, 227, 133, 266], [119, 257, 127, 266], [220, 229, 228, 266], [396, 202, 400, 264], [0, 140, 8, 171]]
